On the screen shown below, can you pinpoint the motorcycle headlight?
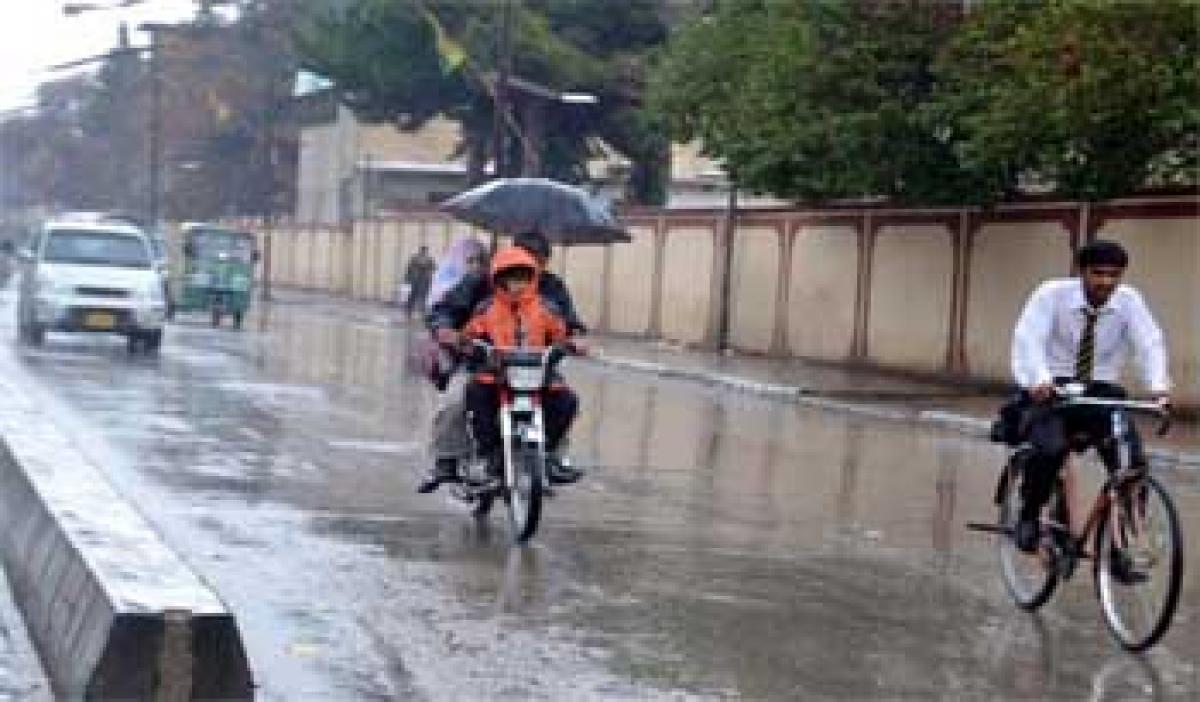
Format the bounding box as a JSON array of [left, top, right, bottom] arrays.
[[505, 365, 545, 391]]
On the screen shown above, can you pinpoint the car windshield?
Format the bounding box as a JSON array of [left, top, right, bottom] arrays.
[[189, 229, 255, 262], [43, 230, 152, 269]]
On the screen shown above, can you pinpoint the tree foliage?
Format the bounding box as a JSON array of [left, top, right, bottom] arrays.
[[651, 0, 1199, 205], [1, 1, 301, 220], [934, 0, 1200, 203], [296, 0, 671, 203]]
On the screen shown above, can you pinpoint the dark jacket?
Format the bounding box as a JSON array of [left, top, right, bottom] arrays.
[[426, 270, 586, 335]]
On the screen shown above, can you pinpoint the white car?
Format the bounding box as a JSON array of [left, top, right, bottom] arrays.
[[16, 219, 167, 353]]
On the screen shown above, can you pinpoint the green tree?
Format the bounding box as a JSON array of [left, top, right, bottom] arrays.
[[296, 0, 671, 204], [934, 0, 1200, 202], [650, 0, 975, 205]]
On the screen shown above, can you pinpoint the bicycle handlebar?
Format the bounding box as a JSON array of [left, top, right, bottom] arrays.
[[1054, 395, 1172, 436]]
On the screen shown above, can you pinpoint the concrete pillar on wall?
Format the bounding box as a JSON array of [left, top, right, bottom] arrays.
[[770, 224, 797, 356], [707, 191, 737, 350], [647, 216, 667, 338], [851, 213, 876, 360], [945, 212, 971, 373], [948, 210, 981, 373]]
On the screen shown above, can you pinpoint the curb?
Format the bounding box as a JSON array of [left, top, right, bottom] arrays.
[[589, 353, 1200, 470], [0, 369, 254, 698]]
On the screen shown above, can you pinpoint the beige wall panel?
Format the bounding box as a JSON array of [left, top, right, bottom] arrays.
[[326, 231, 340, 292], [661, 227, 714, 345], [310, 230, 325, 290], [367, 224, 382, 300], [379, 222, 401, 302], [868, 226, 954, 371], [562, 245, 606, 330], [283, 232, 296, 286], [608, 227, 656, 335], [281, 230, 296, 286], [396, 223, 420, 297], [325, 230, 340, 291], [298, 231, 316, 289], [1104, 217, 1200, 404], [369, 224, 383, 299], [324, 230, 337, 291], [352, 221, 370, 297], [788, 226, 859, 360], [965, 222, 1072, 381], [729, 227, 781, 353]]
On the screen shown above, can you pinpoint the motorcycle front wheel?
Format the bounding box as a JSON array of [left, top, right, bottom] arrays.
[[505, 442, 544, 543]]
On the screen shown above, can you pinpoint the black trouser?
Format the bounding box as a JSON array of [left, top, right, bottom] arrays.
[[1019, 381, 1146, 520], [406, 284, 429, 316], [465, 381, 578, 458]]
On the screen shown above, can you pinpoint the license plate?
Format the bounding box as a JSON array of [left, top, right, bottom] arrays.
[[84, 312, 116, 330]]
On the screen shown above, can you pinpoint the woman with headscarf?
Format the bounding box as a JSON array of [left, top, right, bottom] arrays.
[[418, 237, 488, 492]]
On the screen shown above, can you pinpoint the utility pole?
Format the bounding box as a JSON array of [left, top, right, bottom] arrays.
[[146, 27, 164, 226], [492, 0, 513, 180]]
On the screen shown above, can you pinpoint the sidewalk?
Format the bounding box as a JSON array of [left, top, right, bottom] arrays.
[[587, 336, 1200, 468]]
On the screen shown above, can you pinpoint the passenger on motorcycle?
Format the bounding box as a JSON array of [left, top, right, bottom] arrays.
[[461, 247, 579, 480], [419, 231, 584, 493]]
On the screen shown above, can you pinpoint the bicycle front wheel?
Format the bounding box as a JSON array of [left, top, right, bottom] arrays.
[[1094, 474, 1183, 652], [505, 442, 543, 544], [997, 453, 1058, 610]]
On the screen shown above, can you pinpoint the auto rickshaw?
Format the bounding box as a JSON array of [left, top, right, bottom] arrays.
[[177, 223, 259, 329]]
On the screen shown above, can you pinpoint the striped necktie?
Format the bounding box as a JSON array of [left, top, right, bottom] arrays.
[[1075, 308, 1100, 382]]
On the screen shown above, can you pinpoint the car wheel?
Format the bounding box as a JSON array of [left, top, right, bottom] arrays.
[[144, 330, 163, 354]]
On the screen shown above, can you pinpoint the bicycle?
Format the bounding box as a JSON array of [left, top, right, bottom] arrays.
[[969, 383, 1183, 652]]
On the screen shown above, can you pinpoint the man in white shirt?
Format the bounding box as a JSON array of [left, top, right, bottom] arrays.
[[1009, 240, 1171, 553]]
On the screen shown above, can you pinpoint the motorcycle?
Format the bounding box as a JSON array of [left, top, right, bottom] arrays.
[[448, 339, 577, 543]]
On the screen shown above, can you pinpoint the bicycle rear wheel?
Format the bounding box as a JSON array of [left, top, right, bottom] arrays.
[[505, 442, 543, 544], [997, 453, 1058, 610], [1094, 474, 1183, 652]]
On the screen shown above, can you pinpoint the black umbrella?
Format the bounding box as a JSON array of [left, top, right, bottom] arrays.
[[440, 178, 631, 245]]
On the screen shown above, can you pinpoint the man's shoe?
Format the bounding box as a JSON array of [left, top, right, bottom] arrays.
[[1108, 549, 1149, 585], [417, 458, 459, 494], [1014, 517, 1040, 554], [546, 455, 582, 485]]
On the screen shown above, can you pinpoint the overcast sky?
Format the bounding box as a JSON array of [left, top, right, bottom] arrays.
[[0, 0, 198, 111]]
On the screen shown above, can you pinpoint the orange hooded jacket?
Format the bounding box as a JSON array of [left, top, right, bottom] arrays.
[[464, 247, 569, 368]]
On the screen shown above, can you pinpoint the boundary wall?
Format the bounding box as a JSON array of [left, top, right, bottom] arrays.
[[230, 195, 1199, 406]]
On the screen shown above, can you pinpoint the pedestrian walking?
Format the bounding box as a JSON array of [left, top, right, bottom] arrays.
[[402, 245, 436, 319]]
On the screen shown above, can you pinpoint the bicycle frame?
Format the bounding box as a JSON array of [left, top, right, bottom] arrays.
[[1031, 394, 1168, 569]]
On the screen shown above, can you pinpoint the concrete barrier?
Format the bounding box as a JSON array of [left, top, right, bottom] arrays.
[[0, 372, 253, 699]]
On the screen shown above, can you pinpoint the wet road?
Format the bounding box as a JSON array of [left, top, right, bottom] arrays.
[[2, 291, 1198, 699]]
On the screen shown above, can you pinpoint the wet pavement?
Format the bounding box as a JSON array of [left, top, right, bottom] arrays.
[[0, 289, 1198, 699]]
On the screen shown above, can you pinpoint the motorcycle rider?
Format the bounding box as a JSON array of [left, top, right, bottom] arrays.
[[418, 231, 584, 492], [460, 246, 578, 476]]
